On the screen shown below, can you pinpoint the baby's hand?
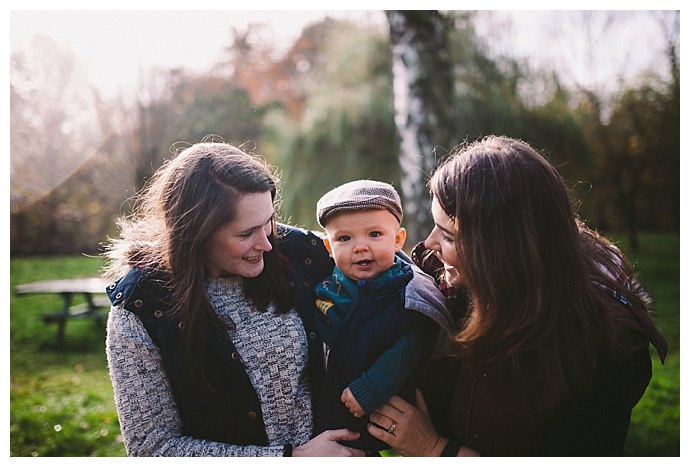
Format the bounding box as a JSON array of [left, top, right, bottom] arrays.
[[341, 387, 365, 418]]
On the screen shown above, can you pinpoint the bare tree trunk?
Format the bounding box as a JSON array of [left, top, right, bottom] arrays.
[[386, 10, 455, 245]]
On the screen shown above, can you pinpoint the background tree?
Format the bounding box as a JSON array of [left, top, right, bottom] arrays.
[[447, 11, 592, 186], [574, 10, 679, 251], [10, 35, 128, 254], [9, 12, 679, 255], [271, 19, 398, 228], [386, 10, 456, 245], [10, 35, 102, 211]]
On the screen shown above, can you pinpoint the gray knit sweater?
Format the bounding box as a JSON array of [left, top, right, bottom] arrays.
[[105, 276, 313, 456]]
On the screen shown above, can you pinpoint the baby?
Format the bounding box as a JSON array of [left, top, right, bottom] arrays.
[[313, 179, 451, 453]]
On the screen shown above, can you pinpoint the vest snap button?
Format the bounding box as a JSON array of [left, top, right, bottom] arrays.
[[231, 352, 239, 360], [115, 292, 123, 299], [153, 310, 163, 318], [133, 299, 143, 308], [304, 258, 312, 265], [248, 411, 257, 420]]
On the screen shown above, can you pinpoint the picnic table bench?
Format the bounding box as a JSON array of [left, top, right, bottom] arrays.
[[14, 277, 111, 346]]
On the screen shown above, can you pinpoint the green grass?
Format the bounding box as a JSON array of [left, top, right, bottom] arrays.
[[9, 233, 680, 456], [10, 255, 126, 457], [614, 233, 680, 456]]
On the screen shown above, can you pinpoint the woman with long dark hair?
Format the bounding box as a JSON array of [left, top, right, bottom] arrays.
[[103, 139, 363, 456], [368, 135, 667, 456]]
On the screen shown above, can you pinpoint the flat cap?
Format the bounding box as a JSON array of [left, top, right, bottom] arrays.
[[316, 179, 403, 227]]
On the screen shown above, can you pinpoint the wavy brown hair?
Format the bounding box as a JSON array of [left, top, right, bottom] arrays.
[[429, 135, 648, 410], [103, 138, 294, 383]]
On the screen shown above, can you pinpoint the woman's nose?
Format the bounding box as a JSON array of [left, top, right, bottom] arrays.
[[256, 233, 273, 252], [423, 230, 438, 252]]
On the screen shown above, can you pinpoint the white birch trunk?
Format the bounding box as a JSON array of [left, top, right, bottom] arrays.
[[386, 11, 453, 245]]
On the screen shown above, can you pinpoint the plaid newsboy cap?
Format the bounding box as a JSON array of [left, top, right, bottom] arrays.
[[316, 179, 403, 227]]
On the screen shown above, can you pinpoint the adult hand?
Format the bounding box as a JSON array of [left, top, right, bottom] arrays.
[[293, 429, 365, 457], [367, 389, 443, 457]]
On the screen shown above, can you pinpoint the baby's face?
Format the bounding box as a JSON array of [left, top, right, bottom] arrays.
[[323, 209, 406, 281]]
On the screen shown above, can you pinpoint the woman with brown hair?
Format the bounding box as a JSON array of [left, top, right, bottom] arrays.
[[102, 138, 363, 456], [368, 135, 667, 456]]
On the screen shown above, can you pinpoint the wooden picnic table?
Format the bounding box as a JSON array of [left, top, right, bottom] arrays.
[[14, 277, 112, 347]]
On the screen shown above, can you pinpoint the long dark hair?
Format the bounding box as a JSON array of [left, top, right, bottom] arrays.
[[103, 138, 294, 381], [429, 135, 647, 409]]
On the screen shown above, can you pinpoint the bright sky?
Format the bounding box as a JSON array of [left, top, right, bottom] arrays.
[[9, 2, 681, 100]]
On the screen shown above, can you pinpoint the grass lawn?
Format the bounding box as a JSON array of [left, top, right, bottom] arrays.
[[10, 255, 125, 456], [615, 233, 680, 456], [8, 232, 680, 456]]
